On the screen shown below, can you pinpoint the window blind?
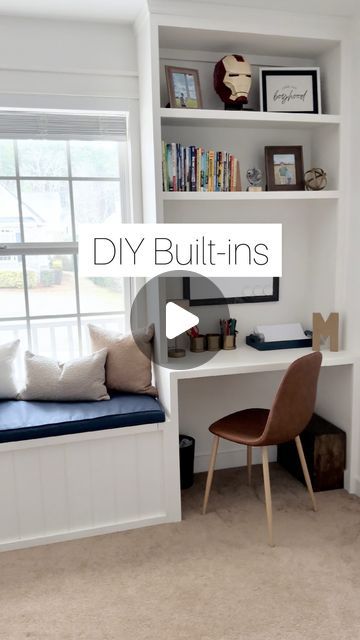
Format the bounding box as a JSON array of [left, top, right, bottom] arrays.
[[0, 110, 128, 140]]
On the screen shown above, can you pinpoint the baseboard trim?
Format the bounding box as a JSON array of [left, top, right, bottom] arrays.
[[194, 445, 277, 473], [0, 513, 171, 553], [344, 469, 350, 492], [355, 477, 360, 496], [344, 470, 360, 496]]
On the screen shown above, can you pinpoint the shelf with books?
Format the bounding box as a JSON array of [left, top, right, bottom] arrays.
[[160, 108, 341, 129], [161, 115, 340, 192], [162, 141, 241, 193], [162, 190, 340, 201]]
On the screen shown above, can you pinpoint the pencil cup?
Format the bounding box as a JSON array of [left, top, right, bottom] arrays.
[[206, 333, 221, 351], [190, 335, 205, 352], [222, 335, 236, 350]]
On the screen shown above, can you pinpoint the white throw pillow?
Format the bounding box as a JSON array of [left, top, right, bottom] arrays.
[[0, 339, 21, 399], [19, 349, 110, 402]]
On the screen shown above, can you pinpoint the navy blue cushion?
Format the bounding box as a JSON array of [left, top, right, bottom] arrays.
[[0, 393, 165, 443]]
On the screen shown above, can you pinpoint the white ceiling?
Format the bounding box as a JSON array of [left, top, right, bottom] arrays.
[[0, 0, 359, 23]]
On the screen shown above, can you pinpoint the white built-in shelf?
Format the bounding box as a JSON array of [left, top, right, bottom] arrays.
[[162, 190, 339, 201], [160, 108, 341, 129]]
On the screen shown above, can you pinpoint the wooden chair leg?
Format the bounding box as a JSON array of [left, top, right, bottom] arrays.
[[262, 446, 274, 547], [295, 435, 317, 512], [202, 436, 219, 515], [247, 445, 252, 485]]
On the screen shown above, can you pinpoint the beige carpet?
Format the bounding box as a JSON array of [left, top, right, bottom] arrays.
[[1, 464, 360, 640]]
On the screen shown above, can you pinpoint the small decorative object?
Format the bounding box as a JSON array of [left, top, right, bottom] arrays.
[[220, 318, 237, 350], [259, 67, 321, 114], [246, 167, 263, 191], [214, 54, 252, 110], [165, 66, 202, 109], [312, 312, 339, 352], [187, 325, 205, 352], [305, 168, 327, 191], [190, 335, 205, 352], [206, 334, 221, 351], [222, 335, 236, 350], [168, 345, 186, 358], [265, 146, 305, 191]]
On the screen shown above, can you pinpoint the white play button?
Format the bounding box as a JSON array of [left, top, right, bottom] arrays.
[[166, 302, 199, 340]]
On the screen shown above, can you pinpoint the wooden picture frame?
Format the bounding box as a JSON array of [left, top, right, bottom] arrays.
[[165, 66, 203, 109], [183, 277, 279, 306], [259, 67, 321, 114], [265, 146, 305, 191]]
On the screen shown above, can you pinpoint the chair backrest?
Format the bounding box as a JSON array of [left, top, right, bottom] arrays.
[[261, 351, 323, 446]]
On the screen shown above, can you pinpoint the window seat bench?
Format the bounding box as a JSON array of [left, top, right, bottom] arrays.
[[0, 393, 180, 551], [0, 393, 165, 443]]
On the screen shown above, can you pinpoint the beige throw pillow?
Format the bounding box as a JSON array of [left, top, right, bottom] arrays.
[[88, 324, 157, 397], [19, 349, 109, 402]]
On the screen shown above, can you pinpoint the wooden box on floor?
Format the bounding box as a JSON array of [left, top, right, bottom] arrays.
[[277, 414, 346, 491]]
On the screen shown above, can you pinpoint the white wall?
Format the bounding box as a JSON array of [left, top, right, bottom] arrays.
[[0, 16, 138, 104], [344, 18, 360, 494], [347, 20, 360, 354], [0, 14, 143, 245], [0, 14, 143, 261]]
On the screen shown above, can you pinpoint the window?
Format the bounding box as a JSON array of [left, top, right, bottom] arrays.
[[0, 110, 131, 360]]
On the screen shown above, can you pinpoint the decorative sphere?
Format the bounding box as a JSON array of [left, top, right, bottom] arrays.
[[305, 168, 327, 191]]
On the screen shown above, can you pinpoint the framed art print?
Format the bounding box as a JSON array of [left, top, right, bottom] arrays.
[[259, 67, 321, 114], [265, 146, 305, 191], [165, 66, 203, 109]]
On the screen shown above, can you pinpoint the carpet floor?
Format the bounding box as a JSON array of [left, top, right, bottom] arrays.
[[1, 464, 360, 640]]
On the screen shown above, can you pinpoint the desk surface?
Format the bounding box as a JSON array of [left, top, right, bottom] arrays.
[[167, 346, 358, 381]]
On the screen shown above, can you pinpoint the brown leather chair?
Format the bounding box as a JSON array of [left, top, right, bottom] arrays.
[[202, 351, 323, 545]]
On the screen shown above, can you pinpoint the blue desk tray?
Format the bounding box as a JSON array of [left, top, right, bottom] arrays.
[[246, 334, 312, 351]]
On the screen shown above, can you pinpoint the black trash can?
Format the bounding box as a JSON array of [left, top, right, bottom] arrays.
[[179, 434, 195, 489]]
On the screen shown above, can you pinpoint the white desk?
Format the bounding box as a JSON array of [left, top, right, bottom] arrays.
[[156, 346, 360, 522], [166, 345, 357, 380]]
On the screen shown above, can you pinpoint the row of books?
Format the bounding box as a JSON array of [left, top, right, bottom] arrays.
[[162, 142, 241, 192]]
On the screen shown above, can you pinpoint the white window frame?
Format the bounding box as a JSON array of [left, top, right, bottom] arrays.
[[0, 105, 140, 355]]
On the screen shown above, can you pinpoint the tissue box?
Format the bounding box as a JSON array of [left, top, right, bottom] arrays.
[[246, 334, 312, 351]]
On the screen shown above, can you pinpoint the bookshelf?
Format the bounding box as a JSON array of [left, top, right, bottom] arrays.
[[136, 1, 360, 497], [161, 113, 340, 193], [160, 108, 341, 128], [162, 190, 340, 201], [136, 3, 349, 330]]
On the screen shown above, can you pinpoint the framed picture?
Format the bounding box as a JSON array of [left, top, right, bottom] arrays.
[[265, 146, 305, 191], [183, 277, 279, 306], [259, 67, 321, 114], [165, 66, 203, 109]]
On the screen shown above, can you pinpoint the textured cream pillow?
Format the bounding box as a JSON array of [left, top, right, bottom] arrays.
[[19, 349, 109, 402], [88, 324, 157, 396], [0, 339, 21, 399]]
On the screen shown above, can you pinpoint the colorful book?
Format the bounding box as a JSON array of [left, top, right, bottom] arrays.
[[161, 141, 241, 193]]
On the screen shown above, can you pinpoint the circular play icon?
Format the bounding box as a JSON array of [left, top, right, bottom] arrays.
[[130, 270, 231, 370]]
